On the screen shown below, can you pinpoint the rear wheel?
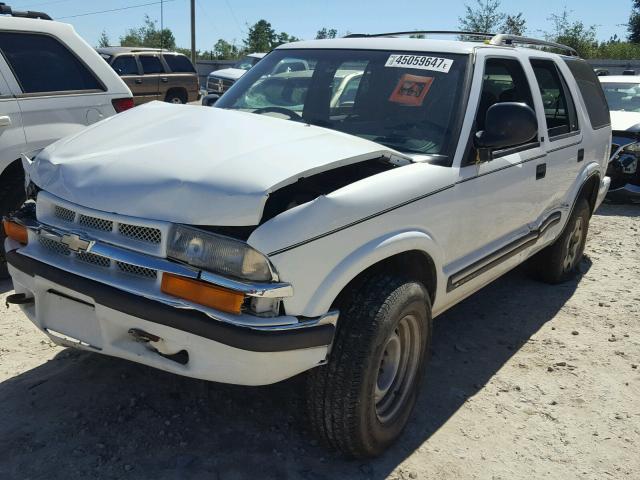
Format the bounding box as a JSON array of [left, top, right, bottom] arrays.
[[528, 198, 591, 284], [165, 90, 187, 104], [0, 162, 26, 279], [306, 274, 432, 458]]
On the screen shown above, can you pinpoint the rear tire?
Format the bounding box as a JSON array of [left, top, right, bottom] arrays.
[[0, 162, 26, 279], [306, 274, 432, 458], [528, 198, 591, 284], [165, 90, 187, 104]]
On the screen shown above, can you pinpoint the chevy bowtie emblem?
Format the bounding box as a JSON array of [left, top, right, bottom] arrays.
[[61, 234, 91, 252]]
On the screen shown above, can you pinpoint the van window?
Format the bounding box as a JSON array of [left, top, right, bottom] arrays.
[[139, 55, 164, 74], [0, 32, 102, 94], [530, 59, 579, 139], [111, 56, 138, 75], [163, 54, 195, 73], [563, 58, 611, 130]]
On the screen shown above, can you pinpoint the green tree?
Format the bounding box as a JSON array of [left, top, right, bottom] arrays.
[[98, 30, 110, 48], [244, 19, 276, 52], [629, 0, 640, 42], [274, 32, 300, 47], [503, 13, 526, 35], [212, 39, 240, 59], [120, 15, 176, 50], [545, 8, 597, 57], [459, 0, 505, 33], [316, 27, 337, 39]]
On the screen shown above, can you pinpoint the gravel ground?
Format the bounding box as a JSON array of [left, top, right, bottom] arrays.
[[0, 203, 638, 480]]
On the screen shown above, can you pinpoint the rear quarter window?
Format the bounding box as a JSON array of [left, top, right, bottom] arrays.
[[163, 54, 195, 73], [563, 58, 611, 130]]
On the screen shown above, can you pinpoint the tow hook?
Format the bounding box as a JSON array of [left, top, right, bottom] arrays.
[[5, 293, 34, 308], [128, 328, 161, 343]]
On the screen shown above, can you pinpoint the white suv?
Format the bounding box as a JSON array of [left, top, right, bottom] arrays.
[[0, 7, 133, 277], [4, 33, 611, 457]]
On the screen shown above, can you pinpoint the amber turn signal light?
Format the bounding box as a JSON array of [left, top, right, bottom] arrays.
[[2, 219, 28, 245], [161, 273, 245, 315]]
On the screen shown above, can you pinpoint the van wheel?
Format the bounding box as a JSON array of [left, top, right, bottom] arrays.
[[0, 162, 26, 279], [529, 198, 591, 284], [165, 90, 187, 104], [306, 274, 432, 458]]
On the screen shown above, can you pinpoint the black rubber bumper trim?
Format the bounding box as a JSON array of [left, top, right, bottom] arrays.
[[6, 251, 334, 353]]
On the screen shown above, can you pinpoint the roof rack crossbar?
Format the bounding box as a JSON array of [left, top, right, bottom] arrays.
[[344, 30, 495, 39], [0, 3, 52, 20], [489, 34, 578, 56]]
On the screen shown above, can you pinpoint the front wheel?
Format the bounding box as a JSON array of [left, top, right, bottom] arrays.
[[306, 274, 432, 458], [528, 198, 591, 284]]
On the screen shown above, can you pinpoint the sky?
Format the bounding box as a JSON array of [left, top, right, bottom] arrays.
[[8, 0, 636, 51]]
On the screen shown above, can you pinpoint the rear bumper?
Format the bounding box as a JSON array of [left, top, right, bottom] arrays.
[[595, 176, 612, 210], [6, 250, 335, 385]]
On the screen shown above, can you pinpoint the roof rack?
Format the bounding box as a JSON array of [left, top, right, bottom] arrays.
[[344, 30, 495, 39], [343, 30, 579, 56], [489, 34, 578, 56], [0, 3, 51, 20]]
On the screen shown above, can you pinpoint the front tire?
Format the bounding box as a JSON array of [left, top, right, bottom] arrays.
[[529, 198, 591, 284], [306, 274, 432, 458]]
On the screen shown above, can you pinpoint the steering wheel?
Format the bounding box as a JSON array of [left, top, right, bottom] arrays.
[[253, 106, 303, 121], [253, 107, 302, 122]]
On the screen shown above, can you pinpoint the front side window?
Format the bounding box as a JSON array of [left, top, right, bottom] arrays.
[[111, 55, 138, 76], [600, 82, 640, 112], [217, 49, 469, 158], [234, 56, 260, 70], [139, 55, 164, 74], [163, 54, 195, 73], [0, 32, 102, 94], [530, 59, 578, 139]]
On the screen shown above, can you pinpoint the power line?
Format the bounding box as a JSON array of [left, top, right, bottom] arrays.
[[223, 0, 244, 35], [58, 0, 176, 20]]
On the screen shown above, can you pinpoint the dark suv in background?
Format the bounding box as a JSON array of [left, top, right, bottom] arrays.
[[98, 47, 199, 105]]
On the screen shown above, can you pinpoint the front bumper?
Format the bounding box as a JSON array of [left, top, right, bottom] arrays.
[[6, 250, 336, 385], [607, 182, 640, 202]]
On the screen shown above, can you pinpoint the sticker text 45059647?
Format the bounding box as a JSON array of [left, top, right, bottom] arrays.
[[385, 54, 454, 73]]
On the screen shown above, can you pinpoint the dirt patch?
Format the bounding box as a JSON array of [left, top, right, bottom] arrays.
[[0, 203, 638, 480]]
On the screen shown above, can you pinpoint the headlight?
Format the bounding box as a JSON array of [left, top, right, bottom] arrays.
[[167, 225, 274, 282]]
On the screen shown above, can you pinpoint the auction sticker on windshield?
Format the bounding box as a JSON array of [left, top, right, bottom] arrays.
[[385, 54, 453, 73]]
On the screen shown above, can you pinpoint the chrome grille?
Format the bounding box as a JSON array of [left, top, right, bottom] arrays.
[[39, 236, 71, 256], [54, 205, 76, 223], [118, 223, 162, 244], [116, 261, 157, 279], [78, 214, 113, 232], [76, 251, 111, 268]]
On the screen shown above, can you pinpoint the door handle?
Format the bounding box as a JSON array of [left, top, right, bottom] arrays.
[[577, 148, 584, 162], [536, 163, 547, 180], [0, 115, 11, 128], [134, 79, 143, 84], [160, 77, 168, 83]]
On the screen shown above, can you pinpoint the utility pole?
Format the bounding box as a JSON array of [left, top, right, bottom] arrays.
[[190, 0, 196, 64]]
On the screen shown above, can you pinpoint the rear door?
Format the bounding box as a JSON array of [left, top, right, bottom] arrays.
[[528, 58, 582, 213], [109, 55, 144, 104], [0, 31, 109, 152], [138, 55, 164, 103]]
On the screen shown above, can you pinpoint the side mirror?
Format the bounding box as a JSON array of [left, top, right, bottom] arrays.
[[201, 94, 220, 107], [475, 102, 538, 162]]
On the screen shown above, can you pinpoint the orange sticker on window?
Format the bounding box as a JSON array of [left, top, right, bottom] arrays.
[[389, 74, 434, 106]]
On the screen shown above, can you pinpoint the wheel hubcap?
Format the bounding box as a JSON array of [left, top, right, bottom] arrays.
[[374, 314, 421, 423], [170, 97, 182, 104], [563, 217, 583, 271]]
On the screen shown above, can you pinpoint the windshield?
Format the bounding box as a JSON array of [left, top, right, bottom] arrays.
[[216, 49, 469, 157], [234, 56, 260, 70], [601, 82, 640, 112]]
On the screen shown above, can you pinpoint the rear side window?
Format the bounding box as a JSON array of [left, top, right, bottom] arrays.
[[563, 58, 611, 130], [111, 56, 138, 75], [530, 59, 579, 139], [139, 55, 164, 74], [163, 54, 195, 73], [0, 32, 102, 94]]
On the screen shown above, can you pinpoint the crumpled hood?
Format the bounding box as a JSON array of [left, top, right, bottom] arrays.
[[610, 110, 640, 132], [209, 68, 246, 81], [29, 102, 399, 225]]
